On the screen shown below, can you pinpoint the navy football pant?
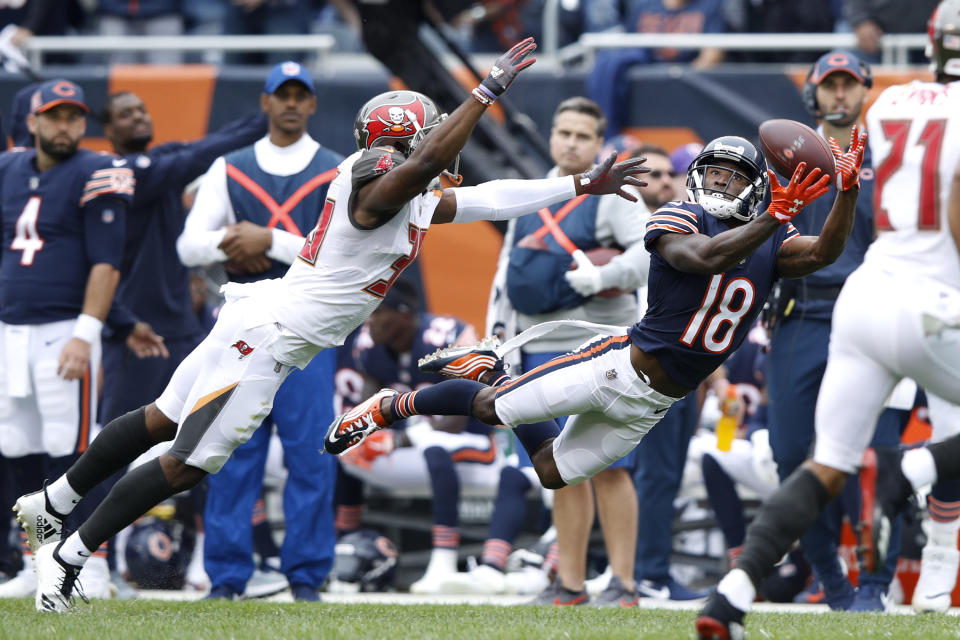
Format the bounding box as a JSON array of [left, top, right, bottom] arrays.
[[633, 392, 699, 581], [204, 348, 337, 591], [768, 317, 903, 589]]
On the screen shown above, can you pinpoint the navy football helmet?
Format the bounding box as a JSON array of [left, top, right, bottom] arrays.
[[124, 517, 191, 590], [686, 136, 770, 223], [328, 529, 398, 593]]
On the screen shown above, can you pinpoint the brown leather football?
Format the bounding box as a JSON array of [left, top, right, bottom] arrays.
[[758, 119, 835, 183]]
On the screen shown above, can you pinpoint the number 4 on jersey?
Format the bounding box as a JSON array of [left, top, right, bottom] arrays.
[[11, 196, 44, 266]]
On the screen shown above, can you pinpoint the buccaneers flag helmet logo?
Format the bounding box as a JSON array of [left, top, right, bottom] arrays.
[[361, 97, 427, 147]]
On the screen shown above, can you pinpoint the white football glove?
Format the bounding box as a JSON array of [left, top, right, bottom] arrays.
[[564, 249, 604, 297]]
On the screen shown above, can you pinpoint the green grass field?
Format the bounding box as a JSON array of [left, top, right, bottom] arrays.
[[1, 599, 959, 640]]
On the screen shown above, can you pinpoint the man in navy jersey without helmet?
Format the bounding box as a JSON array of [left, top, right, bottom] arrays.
[[329, 130, 866, 522], [0, 80, 134, 595]]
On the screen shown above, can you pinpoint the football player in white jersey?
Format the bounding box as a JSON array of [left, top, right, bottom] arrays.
[[13, 37, 651, 613], [697, 2, 960, 637]]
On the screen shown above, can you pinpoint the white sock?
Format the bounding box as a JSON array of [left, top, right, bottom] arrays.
[[58, 532, 95, 567], [927, 517, 960, 548], [424, 547, 458, 576], [717, 568, 755, 613], [902, 448, 937, 491], [46, 476, 82, 516]]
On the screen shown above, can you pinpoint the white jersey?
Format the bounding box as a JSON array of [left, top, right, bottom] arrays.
[[266, 149, 441, 350], [863, 79, 960, 290]]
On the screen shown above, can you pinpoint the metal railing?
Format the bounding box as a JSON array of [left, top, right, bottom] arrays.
[[568, 32, 928, 66], [18, 29, 928, 71], [23, 33, 336, 68], [540, 0, 928, 67]]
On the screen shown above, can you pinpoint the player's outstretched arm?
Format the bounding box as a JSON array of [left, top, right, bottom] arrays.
[[354, 38, 537, 226], [656, 163, 829, 275], [431, 153, 649, 224], [776, 127, 866, 278]]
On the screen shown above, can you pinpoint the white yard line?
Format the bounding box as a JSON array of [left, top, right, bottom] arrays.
[[134, 589, 960, 615]]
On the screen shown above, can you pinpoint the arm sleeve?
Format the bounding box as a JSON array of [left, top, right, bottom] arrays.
[[138, 116, 268, 198], [176, 157, 233, 266], [452, 176, 578, 223], [595, 196, 650, 291], [82, 195, 128, 268], [266, 228, 307, 264], [104, 301, 139, 340]]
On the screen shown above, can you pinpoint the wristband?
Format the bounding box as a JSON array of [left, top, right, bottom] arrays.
[[72, 313, 104, 345], [472, 85, 496, 106]]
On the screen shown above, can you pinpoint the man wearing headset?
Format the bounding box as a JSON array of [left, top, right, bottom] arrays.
[[764, 50, 902, 612]]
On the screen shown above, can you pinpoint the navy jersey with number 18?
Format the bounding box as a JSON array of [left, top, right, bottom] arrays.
[[0, 148, 134, 324], [629, 200, 798, 390]]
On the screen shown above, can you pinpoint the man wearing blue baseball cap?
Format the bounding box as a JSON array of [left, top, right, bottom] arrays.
[[176, 60, 343, 602], [764, 49, 900, 613]]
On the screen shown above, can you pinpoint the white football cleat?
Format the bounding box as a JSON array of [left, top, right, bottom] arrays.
[[14, 486, 65, 553], [504, 566, 550, 595], [439, 564, 507, 595], [34, 542, 86, 613], [912, 544, 959, 613]]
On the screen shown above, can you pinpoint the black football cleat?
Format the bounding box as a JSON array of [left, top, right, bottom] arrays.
[[695, 590, 745, 640]]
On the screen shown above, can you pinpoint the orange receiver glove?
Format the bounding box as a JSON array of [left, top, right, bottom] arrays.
[[766, 162, 831, 225], [828, 124, 868, 192]]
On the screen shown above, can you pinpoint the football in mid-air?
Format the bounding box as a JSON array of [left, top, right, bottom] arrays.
[[569, 247, 628, 298], [757, 119, 835, 183]]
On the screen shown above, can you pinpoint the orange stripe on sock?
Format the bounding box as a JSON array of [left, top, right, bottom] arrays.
[[189, 382, 239, 415]]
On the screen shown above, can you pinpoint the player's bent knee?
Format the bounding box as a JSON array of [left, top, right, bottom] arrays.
[[802, 459, 848, 496], [158, 452, 207, 492], [531, 439, 565, 489], [472, 387, 501, 425], [145, 402, 177, 442]]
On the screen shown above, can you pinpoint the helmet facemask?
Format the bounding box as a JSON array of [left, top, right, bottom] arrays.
[[687, 161, 765, 223]]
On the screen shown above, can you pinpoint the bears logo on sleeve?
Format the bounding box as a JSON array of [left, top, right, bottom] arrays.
[[80, 166, 135, 206]]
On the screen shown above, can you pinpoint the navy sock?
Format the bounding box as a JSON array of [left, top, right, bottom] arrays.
[[487, 466, 531, 543], [67, 407, 157, 496], [513, 421, 560, 460], [931, 476, 960, 503], [78, 457, 177, 551], [424, 446, 459, 528], [702, 453, 746, 548], [737, 467, 831, 588], [392, 379, 484, 419]]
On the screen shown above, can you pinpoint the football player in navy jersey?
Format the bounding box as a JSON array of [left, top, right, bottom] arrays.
[[0, 80, 133, 596], [333, 280, 502, 593], [332, 131, 865, 503]]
